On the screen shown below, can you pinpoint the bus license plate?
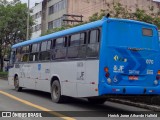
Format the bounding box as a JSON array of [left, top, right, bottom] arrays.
[[129, 76, 138, 80]]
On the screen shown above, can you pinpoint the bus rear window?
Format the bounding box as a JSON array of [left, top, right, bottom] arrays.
[[142, 28, 153, 36]]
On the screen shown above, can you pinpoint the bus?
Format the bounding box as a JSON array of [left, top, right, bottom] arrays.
[[8, 16, 160, 104]]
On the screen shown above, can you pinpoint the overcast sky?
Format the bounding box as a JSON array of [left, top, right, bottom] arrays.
[[7, 0, 43, 8], [153, 0, 160, 2], [21, 0, 43, 8]]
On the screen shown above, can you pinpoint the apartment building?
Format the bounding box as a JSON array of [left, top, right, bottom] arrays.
[[30, 2, 42, 39], [41, 0, 68, 33], [31, 0, 160, 38]]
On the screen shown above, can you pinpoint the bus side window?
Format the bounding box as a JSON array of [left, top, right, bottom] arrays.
[[68, 33, 86, 59], [10, 49, 16, 65], [51, 39, 56, 60], [39, 41, 51, 61], [55, 37, 67, 59], [15, 47, 22, 62], [29, 43, 40, 62], [21, 46, 30, 62], [87, 29, 100, 58]]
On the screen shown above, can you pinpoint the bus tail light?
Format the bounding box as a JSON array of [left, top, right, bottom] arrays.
[[105, 73, 110, 78], [156, 70, 160, 80], [156, 76, 160, 80], [104, 67, 110, 78], [104, 67, 109, 73]]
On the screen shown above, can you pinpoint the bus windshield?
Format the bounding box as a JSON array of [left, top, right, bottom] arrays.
[[107, 21, 159, 50]]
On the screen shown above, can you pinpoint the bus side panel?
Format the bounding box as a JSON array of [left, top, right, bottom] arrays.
[[8, 68, 15, 86], [50, 61, 77, 97], [50, 60, 99, 98], [8, 65, 22, 87], [21, 63, 36, 89], [77, 60, 99, 97], [35, 63, 51, 92]]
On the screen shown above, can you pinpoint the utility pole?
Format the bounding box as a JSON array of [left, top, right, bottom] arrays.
[[26, 0, 30, 40]]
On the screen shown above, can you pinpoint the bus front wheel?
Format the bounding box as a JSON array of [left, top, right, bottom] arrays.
[[14, 76, 22, 92], [51, 80, 64, 103]]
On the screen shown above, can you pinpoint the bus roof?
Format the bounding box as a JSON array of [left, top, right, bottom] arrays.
[[12, 17, 157, 49], [12, 18, 105, 49]]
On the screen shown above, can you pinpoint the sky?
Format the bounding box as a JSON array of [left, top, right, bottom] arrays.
[[7, 0, 43, 8], [20, 0, 43, 8], [153, 0, 160, 2]]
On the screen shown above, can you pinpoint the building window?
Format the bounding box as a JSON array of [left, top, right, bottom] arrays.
[[48, 0, 67, 15], [49, 5, 54, 15], [48, 18, 62, 29], [53, 18, 62, 28], [32, 24, 41, 33], [48, 21, 53, 29], [32, 11, 42, 20]]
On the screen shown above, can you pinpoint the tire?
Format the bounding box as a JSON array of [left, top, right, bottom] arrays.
[[88, 98, 106, 104], [51, 80, 64, 103], [14, 76, 22, 92]]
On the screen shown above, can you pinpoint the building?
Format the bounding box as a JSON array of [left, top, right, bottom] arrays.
[[31, 0, 160, 38], [31, 2, 42, 39], [67, 0, 160, 21], [41, 0, 68, 33]]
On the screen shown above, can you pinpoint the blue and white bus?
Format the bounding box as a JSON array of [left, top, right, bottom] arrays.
[[8, 16, 160, 104]]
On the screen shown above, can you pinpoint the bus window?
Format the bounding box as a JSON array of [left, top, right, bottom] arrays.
[[68, 33, 86, 58], [142, 28, 153, 36], [15, 47, 22, 62], [39, 41, 51, 61], [29, 43, 40, 61], [87, 29, 100, 58], [21, 46, 30, 62], [54, 37, 67, 59], [10, 49, 16, 65]]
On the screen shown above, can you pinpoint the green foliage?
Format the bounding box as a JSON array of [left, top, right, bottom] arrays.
[[0, 0, 34, 70], [0, 71, 8, 78], [89, 10, 105, 22]]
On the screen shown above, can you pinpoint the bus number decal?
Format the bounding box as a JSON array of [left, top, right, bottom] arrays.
[[77, 72, 85, 80], [146, 59, 154, 65], [113, 65, 124, 73], [147, 70, 153, 75]]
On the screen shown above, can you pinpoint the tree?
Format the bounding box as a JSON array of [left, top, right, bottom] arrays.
[[0, 0, 34, 70]]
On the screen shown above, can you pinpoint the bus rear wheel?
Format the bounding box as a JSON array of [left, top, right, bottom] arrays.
[[14, 76, 22, 92], [88, 98, 106, 104], [51, 80, 64, 103]]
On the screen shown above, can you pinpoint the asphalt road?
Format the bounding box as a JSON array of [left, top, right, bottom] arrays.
[[0, 79, 159, 120]]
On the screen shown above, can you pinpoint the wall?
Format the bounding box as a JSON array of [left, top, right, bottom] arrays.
[[67, 0, 160, 22]]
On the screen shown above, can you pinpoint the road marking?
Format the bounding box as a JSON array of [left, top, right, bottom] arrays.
[[0, 90, 76, 120]]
